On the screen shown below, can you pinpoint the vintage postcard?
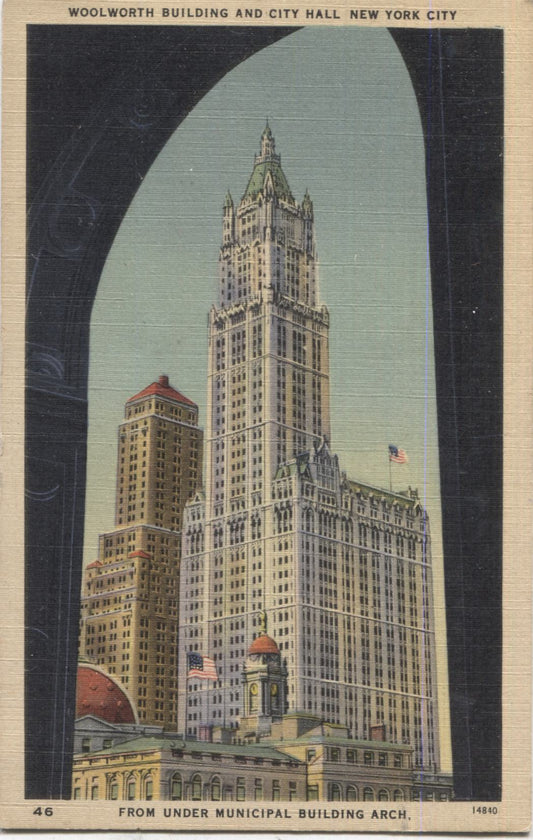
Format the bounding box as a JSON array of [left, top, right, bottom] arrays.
[[1, 0, 531, 832]]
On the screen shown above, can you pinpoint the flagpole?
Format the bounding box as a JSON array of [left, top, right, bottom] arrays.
[[206, 678, 211, 733], [185, 649, 189, 739]]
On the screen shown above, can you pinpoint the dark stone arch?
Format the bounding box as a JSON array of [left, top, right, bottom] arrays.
[[390, 29, 503, 801], [26, 26, 502, 802]]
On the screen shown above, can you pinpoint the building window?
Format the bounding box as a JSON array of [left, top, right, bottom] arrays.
[[127, 777, 136, 800], [103, 739, 112, 749], [110, 781, 119, 800], [307, 749, 316, 762], [394, 789, 404, 801], [91, 785, 98, 800], [378, 752, 387, 767], [289, 781, 297, 801], [211, 777, 221, 801], [73, 787, 81, 800], [346, 786, 358, 801], [272, 780, 281, 801], [254, 779, 263, 801], [145, 778, 153, 801], [378, 789, 389, 801], [82, 737, 91, 753], [191, 774, 202, 801], [236, 778, 246, 801], [329, 747, 341, 762], [170, 773, 182, 800], [307, 785, 319, 801], [394, 754, 403, 768], [363, 787, 374, 801], [364, 751, 373, 766], [329, 783, 342, 801]]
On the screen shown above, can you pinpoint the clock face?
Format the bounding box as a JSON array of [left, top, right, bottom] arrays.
[[250, 683, 258, 695], [271, 683, 278, 696]]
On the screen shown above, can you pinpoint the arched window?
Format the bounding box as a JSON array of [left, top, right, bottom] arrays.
[[394, 789, 404, 801], [346, 785, 358, 801], [126, 776, 136, 800], [110, 779, 119, 800], [378, 789, 389, 801], [145, 776, 153, 801], [329, 783, 342, 801], [191, 774, 202, 801], [211, 776, 221, 801], [363, 786, 374, 801], [170, 773, 182, 800]]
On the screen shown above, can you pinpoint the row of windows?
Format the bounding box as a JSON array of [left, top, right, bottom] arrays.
[[169, 773, 297, 802]]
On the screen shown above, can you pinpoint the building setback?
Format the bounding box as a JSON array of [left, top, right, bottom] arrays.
[[79, 376, 203, 728], [178, 127, 442, 774]]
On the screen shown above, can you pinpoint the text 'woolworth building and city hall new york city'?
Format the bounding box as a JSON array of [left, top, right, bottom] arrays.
[[75, 126, 453, 804]]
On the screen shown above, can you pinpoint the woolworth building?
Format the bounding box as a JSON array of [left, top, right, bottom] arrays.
[[176, 125, 442, 775]]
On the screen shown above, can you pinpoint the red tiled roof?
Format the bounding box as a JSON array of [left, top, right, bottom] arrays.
[[248, 634, 279, 655], [128, 550, 152, 559], [127, 375, 196, 407], [76, 664, 137, 724], [86, 560, 102, 569]]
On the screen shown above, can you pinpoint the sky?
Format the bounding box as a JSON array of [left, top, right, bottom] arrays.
[[84, 26, 451, 771]]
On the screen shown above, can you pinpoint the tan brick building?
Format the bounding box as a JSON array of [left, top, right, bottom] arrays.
[[79, 376, 203, 728]]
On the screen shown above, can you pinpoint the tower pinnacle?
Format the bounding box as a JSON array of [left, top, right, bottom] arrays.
[[260, 121, 275, 158], [244, 123, 293, 202]]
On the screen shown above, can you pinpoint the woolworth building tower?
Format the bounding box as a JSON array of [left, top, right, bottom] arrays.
[[178, 126, 442, 776]]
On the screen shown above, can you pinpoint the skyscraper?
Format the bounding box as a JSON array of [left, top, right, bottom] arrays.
[[79, 375, 203, 728], [178, 127, 441, 773]]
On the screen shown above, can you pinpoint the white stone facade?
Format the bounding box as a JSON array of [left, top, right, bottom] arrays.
[[178, 128, 441, 772]]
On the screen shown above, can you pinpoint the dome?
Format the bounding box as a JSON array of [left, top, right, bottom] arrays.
[[248, 634, 279, 655], [76, 662, 137, 724]]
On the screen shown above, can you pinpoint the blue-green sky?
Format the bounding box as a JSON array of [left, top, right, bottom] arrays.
[[85, 25, 451, 770]]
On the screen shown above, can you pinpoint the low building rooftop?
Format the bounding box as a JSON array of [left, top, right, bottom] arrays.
[[74, 736, 302, 764]]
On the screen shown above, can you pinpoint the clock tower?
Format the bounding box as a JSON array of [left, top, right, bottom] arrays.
[[240, 618, 288, 740]]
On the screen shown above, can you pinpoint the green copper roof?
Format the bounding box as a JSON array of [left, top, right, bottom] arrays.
[[346, 478, 419, 507], [75, 736, 301, 763], [274, 452, 310, 480], [243, 159, 294, 202]]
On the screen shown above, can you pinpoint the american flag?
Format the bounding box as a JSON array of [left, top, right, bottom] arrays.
[[389, 445, 408, 464], [187, 652, 218, 681]]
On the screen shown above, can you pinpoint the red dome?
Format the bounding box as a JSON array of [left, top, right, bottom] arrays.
[[76, 663, 137, 724], [248, 634, 279, 655]]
